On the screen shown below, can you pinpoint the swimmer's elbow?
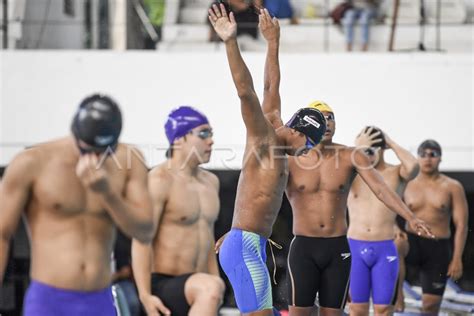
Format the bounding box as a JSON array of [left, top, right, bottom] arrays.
[[237, 88, 256, 100], [133, 233, 153, 245], [407, 163, 420, 180], [123, 217, 154, 244], [134, 222, 155, 244]]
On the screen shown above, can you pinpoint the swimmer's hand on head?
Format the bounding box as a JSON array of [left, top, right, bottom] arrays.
[[208, 3, 237, 42], [355, 126, 383, 148], [407, 216, 435, 239], [215, 232, 229, 254], [382, 133, 396, 149], [141, 293, 171, 316], [76, 153, 111, 194]]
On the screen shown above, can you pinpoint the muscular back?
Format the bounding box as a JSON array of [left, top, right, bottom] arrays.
[[286, 145, 356, 237], [404, 174, 456, 238], [151, 165, 220, 275], [24, 138, 130, 290], [348, 163, 405, 240], [232, 133, 288, 238]]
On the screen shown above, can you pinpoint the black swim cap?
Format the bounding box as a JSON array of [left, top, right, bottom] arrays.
[[71, 94, 122, 154], [364, 126, 386, 149], [418, 139, 442, 156], [286, 108, 327, 146]]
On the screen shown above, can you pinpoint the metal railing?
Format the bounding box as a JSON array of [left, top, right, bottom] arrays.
[[2, 0, 8, 48]]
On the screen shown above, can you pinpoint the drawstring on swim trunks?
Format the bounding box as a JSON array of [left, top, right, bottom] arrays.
[[268, 239, 283, 285]]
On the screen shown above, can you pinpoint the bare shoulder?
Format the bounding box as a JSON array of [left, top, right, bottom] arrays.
[[11, 138, 79, 176], [335, 144, 355, 156], [116, 143, 145, 162], [147, 164, 173, 203], [37, 136, 76, 153], [198, 169, 220, 190], [149, 163, 173, 184], [9, 146, 44, 172], [405, 175, 421, 188], [319, 142, 351, 160], [115, 144, 149, 177], [332, 142, 349, 149], [442, 175, 464, 192], [340, 144, 363, 162], [27, 138, 65, 159]]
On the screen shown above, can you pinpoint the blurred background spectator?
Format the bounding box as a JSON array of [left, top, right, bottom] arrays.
[[343, 0, 381, 51], [264, 0, 298, 24], [209, 0, 262, 42], [143, 0, 165, 49]]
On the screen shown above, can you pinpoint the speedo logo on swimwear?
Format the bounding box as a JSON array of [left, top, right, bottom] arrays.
[[94, 135, 115, 146], [432, 282, 445, 289], [341, 253, 351, 260], [386, 256, 397, 263], [303, 116, 321, 128]]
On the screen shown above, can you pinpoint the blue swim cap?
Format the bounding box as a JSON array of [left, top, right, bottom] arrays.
[[164, 106, 209, 144]]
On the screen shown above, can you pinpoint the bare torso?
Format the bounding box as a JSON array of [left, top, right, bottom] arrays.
[[232, 133, 288, 238], [26, 138, 129, 290], [151, 165, 220, 275], [348, 163, 404, 240], [404, 174, 455, 238], [286, 144, 356, 237]]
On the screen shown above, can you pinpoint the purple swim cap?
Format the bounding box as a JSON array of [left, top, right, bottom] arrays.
[[165, 106, 209, 144]]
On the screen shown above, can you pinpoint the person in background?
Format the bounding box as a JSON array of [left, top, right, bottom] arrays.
[[209, 0, 262, 42], [347, 127, 419, 316], [343, 0, 380, 51], [0, 94, 155, 316], [403, 140, 469, 315], [264, 0, 298, 24], [143, 0, 166, 49], [132, 106, 225, 316]]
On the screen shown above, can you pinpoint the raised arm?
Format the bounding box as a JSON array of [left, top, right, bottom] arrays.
[[0, 151, 36, 282], [76, 147, 155, 243], [355, 128, 419, 181], [132, 168, 171, 316], [447, 180, 469, 281], [384, 133, 419, 181], [209, 4, 268, 137], [353, 150, 433, 237], [259, 9, 283, 128]]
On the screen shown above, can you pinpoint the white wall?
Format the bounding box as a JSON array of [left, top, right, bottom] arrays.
[[1, 51, 473, 170]]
